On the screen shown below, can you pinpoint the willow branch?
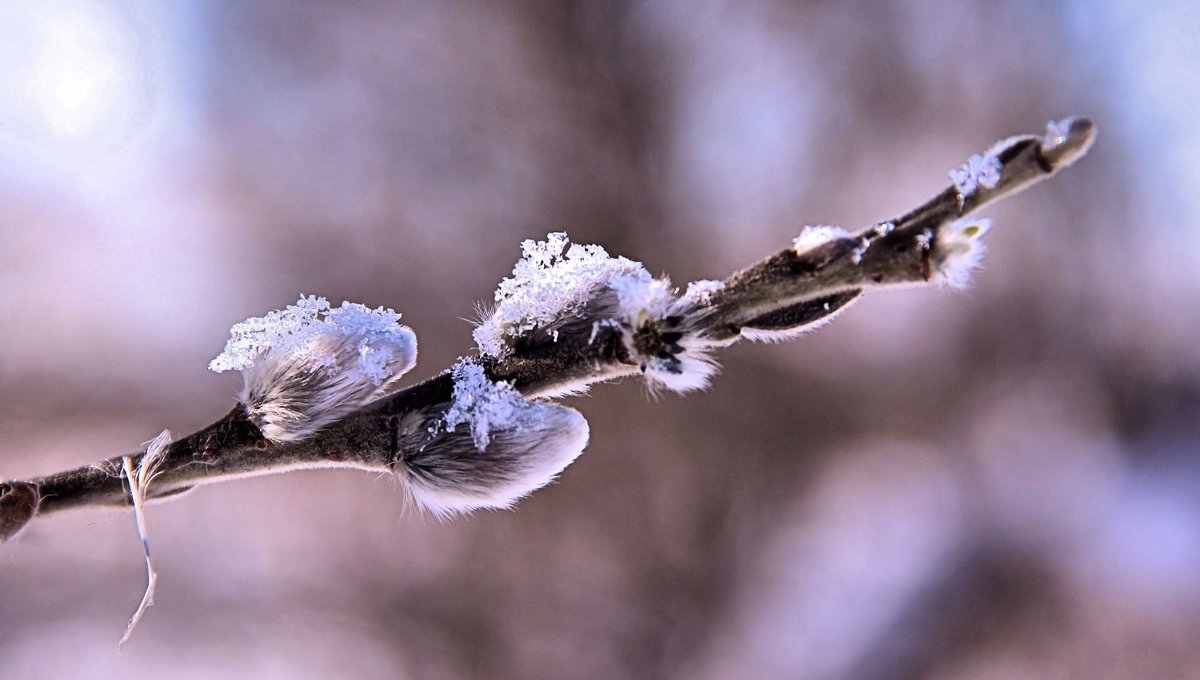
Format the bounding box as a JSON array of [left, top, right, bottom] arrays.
[[0, 117, 1096, 541]]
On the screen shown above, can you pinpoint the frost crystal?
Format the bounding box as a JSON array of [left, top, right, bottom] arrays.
[[793, 225, 851, 253], [473, 233, 724, 395], [210, 295, 414, 385], [443, 360, 552, 451], [916, 229, 934, 251], [682, 279, 725, 305], [949, 153, 1002, 197], [851, 237, 871, 264], [474, 232, 674, 358], [210, 296, 417, 442], [404, 400, 590, 518], [1046, 118, 1071, 145]]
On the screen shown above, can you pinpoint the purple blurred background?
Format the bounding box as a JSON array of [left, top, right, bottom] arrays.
[[2, 1, 1198, 678]]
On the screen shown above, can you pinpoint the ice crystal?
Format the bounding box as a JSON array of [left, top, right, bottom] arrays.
[[1046, 118, 1071, 145], [916, 229, 934, 250], [474, 232, 674, 358], [210, 295, 414, 385], [681, 279, 725, 305], [793, 225, 851, 253], [443, 359, 554, 451], [851, 237, 871, 264], [949, 153, 1002, 197]]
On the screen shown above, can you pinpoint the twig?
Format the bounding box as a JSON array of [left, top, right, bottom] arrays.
[[0, 117, 1096, 542]]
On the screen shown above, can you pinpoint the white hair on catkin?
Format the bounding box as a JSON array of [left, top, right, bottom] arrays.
[[739, 297, 859, 343], [210, 296, 417, 442], [400, 403, 590, 519], [640, 340, 720, 395], [932, 217, 992, 288]]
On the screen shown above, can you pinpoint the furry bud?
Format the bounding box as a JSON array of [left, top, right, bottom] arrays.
[[211, 296, 417, 442]]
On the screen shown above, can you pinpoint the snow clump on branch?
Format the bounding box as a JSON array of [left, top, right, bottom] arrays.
[[474, 232, 720, 394]]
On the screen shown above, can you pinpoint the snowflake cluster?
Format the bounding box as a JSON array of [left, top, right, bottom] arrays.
[[1046, 118, 1071, 145], [682, 279, 725, 305], [473, 233, 675, 359], [472, 233, 730, 395], [793, 225, 852, 254], [442, 359, 550, 451], [210, 295, 413, 385], [949, 153, 1002, 197]]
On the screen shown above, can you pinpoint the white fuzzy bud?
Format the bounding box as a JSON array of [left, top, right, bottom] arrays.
[[210, 296, 417, 442], [474, 232, 675, 359], [401, 367, 590, 518], [474, 233, 724, 395], [932, 217, 992, 288]]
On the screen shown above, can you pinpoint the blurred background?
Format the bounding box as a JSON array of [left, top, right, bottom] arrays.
[[1, 0, 1198, 677]]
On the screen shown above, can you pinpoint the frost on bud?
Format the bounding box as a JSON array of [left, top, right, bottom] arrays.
[[931, 217, 992, 288], [792, 225, 852, 254], [949, 153, 1002, 197], [398, 360, 590, 518], [473, 232, 674, 359], [1046, 118, 1072, 146], [442, 359, 541, 451], [210, 295, 417, 442], [475, 232, 721, 395], [681, 279, 725, 305], [1042, 117, 1097, 166]]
